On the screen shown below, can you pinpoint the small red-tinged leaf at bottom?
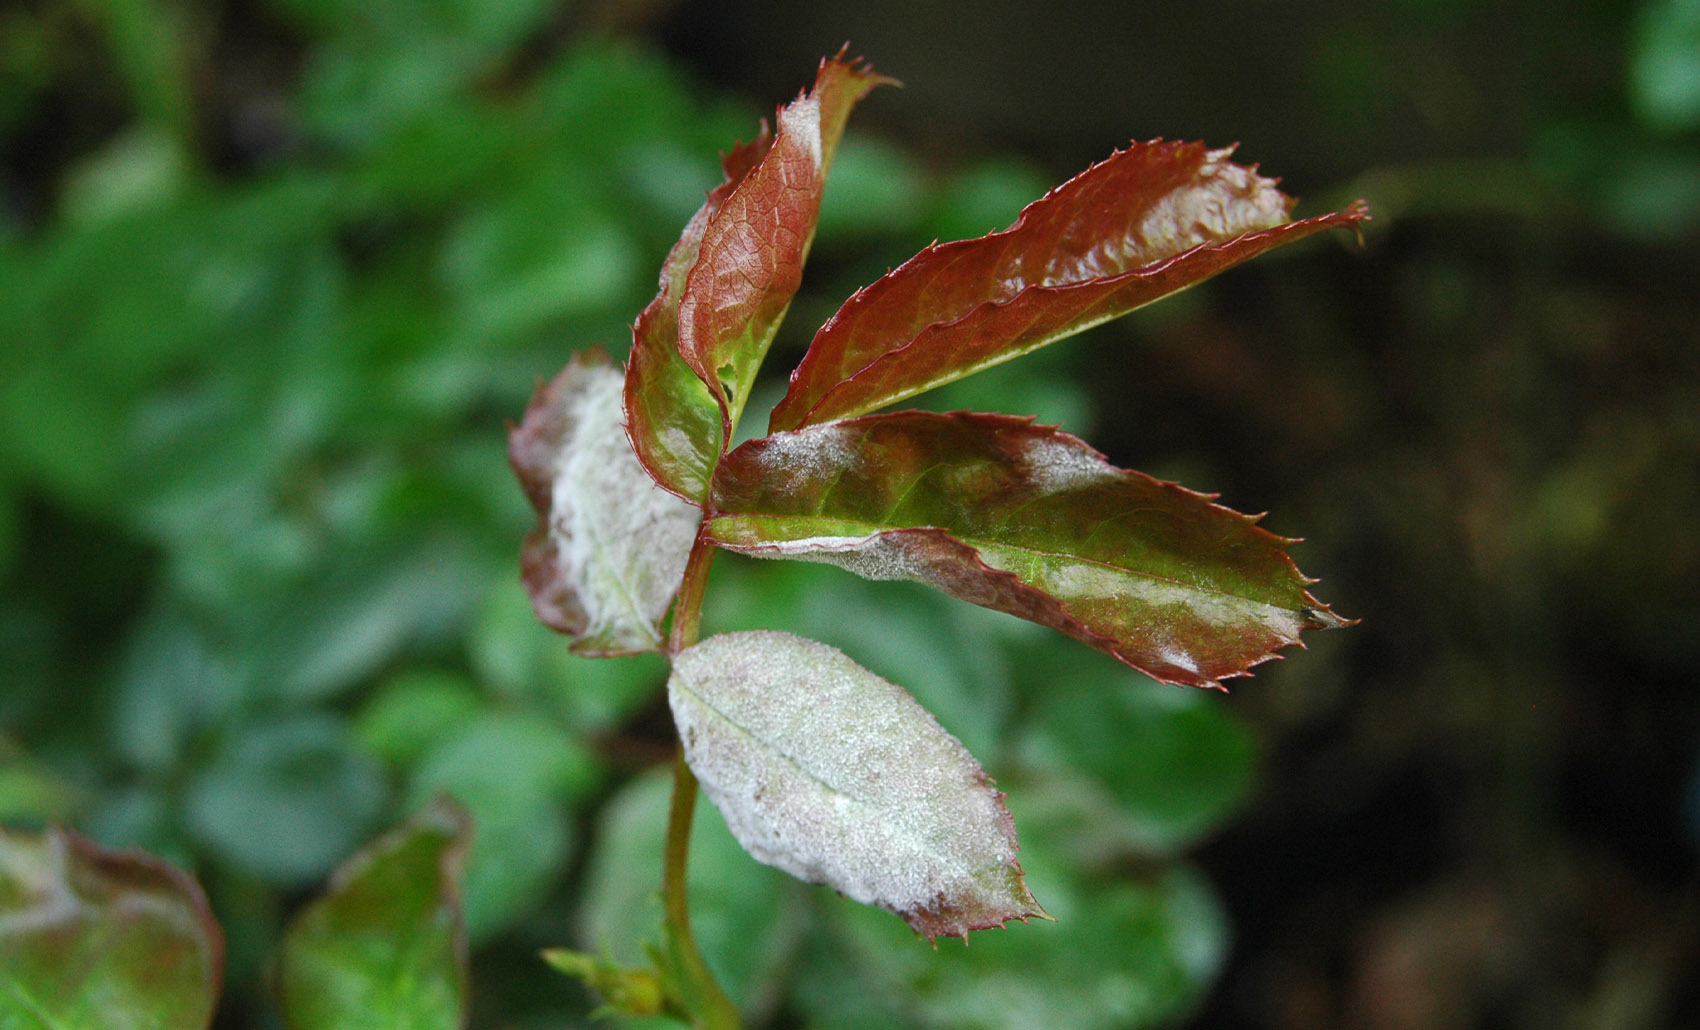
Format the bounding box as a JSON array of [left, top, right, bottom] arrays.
[[0, 825, 223, 1030], [278, 799, 472, 1030], [668, 630, 1048, 941]]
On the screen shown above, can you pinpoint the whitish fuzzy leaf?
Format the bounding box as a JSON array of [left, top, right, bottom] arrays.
[[509, 351, 701, 654], [668, 630, 1046, 941]]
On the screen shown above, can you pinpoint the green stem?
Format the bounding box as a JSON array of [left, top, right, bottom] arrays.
[[660, 532, 740, 1028]]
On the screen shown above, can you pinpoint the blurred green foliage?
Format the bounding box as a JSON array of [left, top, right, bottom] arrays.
[[0, 1, 1263, 1026]]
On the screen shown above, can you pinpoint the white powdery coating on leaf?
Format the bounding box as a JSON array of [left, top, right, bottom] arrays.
[[731, 530, 937, 586], [669, 631, 1028, 927], [1011, 430, 1115, 494], [1135, 149, 1288, 257], [549, 363, 699, 649], [750, 422, 860, 482], [783, 91, 824, 171]]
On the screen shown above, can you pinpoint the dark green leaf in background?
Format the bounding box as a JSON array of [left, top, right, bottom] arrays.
[[404, 711, 596, 941], [353, 670, 485, 769], [278, 800, 471, 1030], [791, 862, 1226, 1030], [182, 715, 389, 886], [1012, 644, 1258, 857], [467, 574, 667, 734], [0, 825, 222, 1030]]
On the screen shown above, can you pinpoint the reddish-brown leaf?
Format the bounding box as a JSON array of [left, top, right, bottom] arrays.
[[770, 141, 1368, 431], [676, 53, 894, 441], [707, 412, 1348, 688], [625, 132, 773, 501]]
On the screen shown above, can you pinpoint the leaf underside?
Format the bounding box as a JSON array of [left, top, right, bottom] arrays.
[[668, 630, 1047, 941], [0, 825, 223, 1030], [509, 351, 701, 655], [707, 412, 1347, 688], [771, 140, 1369, 431]]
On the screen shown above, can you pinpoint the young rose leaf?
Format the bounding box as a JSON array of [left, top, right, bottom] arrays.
[[770, 141, 1369, 431], [625, 132, 773, 501], [676, 53, 894, 441], [707, 412, 1347, 688], [510, 351, 701, 655], [0, 825, 223, 1030], [668, 630, 1046, 941], [278, 800, 471, 1030]]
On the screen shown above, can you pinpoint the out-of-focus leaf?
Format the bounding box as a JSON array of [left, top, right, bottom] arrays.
[[467, 574, 665, 733], [182, 715, 388, 885], [1632, 0, 1700, 132], [278, 800, 470, 1030], [354, 670, 484, 768], [816, 136, 930, 240], [927, 159, 1052, 245], [770, 141, 1368, 430], [578, 768, 800, 1016], [0, 749, 76, 824], [0, 825, 222, 1030], [83, 784, 191, 870], [675, 54, 893, 438], [440, 172, 641, 346], [509, 351, 700, 655], [60, 127, 190, 226], [669, 630, 1046, 941], [110, 598, 241, 774], [404, 711, 594, 941], [791, 863, 1226, 1030], [624, 127, 772, 501], [1013, 642, 1257, 855], [708, 412, 1346, 688]]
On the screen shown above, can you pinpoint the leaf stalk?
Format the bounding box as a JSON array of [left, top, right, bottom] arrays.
[[659, 531, 740, 1028]]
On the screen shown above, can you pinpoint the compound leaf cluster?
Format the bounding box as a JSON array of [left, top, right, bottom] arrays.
[[511, 51, 1364, 941]]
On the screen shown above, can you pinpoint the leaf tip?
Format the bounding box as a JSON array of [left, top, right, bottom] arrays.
[[1300, 599, 1357, 630]]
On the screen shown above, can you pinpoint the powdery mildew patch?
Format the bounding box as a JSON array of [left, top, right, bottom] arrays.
[[668, 630, 1045, 939]]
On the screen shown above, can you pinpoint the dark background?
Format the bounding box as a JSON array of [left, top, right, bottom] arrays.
[[3, 0, 1697, 1026]]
